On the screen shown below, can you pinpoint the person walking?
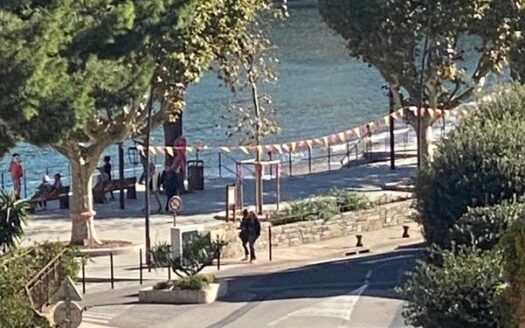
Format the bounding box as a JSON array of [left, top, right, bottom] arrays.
[[239, 209, 250, 261], [103, 156, 115, 201], [161, 166, 178, 212], [148, 162, 162, 213], [246, 211, 261, 263], [8, 153, 23, 200]]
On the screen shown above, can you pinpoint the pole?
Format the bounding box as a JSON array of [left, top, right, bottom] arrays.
[[145, 84, 154, 268], [307, 146, 312, 173], [82, 259, 86, 294], [327, 143, 331, 171], [110, 252, 114, 289], [288, 151, 292, 177], [417, 33, 430, 169], [268, 225, 272, 261], [389, 89, 396, 170], [119, 143, 125, 209], [139, 249, 143, 285], [218, 153, 222, 177]]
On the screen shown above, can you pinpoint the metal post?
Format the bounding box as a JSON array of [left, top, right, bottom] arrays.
[[46, 167, 49, 175], [307, 146, 312, 173], [168, 265, 171, 280], [119, 143, 125, 209], [417, 33, 430, 169], [327, 144, 331, 171], [196, 149, 200, 161], [288, 151, 292, 177], [82, 259, 86, 294], [23, 169, 27, 198], [389, 90, 396, 170], [268, 226, 272, 261], [139, 249, 143, 285], [144, 84, 154, 269], [268, 152, 273, 178], [1, 172, 4, 189], [110, 252, 114, 289], [218, 153, 222, 177]]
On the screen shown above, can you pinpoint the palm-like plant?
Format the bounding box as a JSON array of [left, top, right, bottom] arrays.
[[0, 190, 29, 254]]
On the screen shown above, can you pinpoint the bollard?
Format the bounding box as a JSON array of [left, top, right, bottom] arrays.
[[139, 249, 143, 285], [402, 225, 410, 238], [288, 151, 292, 177], [110, 252, 114, 289], [217, 246, 221, 271], [168, 265, 171, 280], [268, 226, 273, 261], [356, 235, 363, 247], [218, 153, 222, 177], [82, 258, 86, 294]]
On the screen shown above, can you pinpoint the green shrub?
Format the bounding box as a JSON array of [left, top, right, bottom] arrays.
[[173, 273, 215, 290], [450, 201, 524, 251], [285, 196, 339, 221], [329, 188, 373, 211], [0, 242, 77, 328], [153, 281, 173, 290], [0, 190, 29, 254], [151, 241, 172, 268], [415, 83, 525, 247], [501, 218, 525, 326], [398, 246, 512, 328]]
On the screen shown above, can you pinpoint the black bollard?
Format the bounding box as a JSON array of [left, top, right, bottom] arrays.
[[268, 226, 273, 262], [82, 258, 86, 294], [217, 245, 221, 271], [110, 252, 114, 289], [356, 235, 363, 247], [139, 249, 143, 285], [402, 225, 410, 238]]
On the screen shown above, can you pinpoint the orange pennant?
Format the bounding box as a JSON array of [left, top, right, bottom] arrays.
[[353, 127, 361, 138], [239, 146, 249, 154], [166, 147, 174, 157], [290, 142, 297, 153], [306, 140, 313, 148], [220, 147, 231, 153], [322, 136, 329, 146], [149, 146, 156, 155], [274, 144, 283, 154], [282, 144, 290, 153], [338, 132, 346, 143]]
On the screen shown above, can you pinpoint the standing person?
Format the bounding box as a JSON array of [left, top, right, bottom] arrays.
[[148, 162, 162, 213], [8, 153, 23, 200], [239, 209, 250, 261], [103, 156, 115, 201], [161, 166, 178, 212], [246, 211, 261, 263], [94, 167, 110, 203]]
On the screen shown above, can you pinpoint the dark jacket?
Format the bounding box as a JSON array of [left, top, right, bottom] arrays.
[[161, 170, 178, 193], [246, 217, 261, 239]]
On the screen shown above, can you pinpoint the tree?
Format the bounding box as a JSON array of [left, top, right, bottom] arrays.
[[219, 4, 283, 214], [0, 0, 278, 245], [415, 83, 525, 247], [318, 0, 522, 165]]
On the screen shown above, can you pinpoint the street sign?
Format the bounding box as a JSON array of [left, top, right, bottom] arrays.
[[169, 196, 182, 212]]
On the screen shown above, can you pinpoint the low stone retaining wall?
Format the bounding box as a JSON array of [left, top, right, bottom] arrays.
[[207, 200, 414, 259]]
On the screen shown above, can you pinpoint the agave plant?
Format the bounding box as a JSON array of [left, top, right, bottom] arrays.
[[0, 190, 29, 254]]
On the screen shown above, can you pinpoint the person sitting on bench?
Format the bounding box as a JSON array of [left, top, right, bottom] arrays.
[[31, 175, 53, 209], [94, 167, 110, 203]]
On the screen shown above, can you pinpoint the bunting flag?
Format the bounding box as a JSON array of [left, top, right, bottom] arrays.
[[239, 146, 249, 154], [306, 139, 313, 148], [353, 127, 361, 138], [141, 104, 467, 156], [290, 142, 297, 153]]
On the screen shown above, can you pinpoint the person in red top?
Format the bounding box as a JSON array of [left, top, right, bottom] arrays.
[[8, 153, 23, 199]]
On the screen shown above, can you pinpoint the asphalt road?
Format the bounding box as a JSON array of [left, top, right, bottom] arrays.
[[82, 249, 421, 328]]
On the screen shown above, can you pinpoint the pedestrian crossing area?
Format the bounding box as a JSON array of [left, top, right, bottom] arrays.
[[83, 304, 134, 326], [269, 284, 368, 326]]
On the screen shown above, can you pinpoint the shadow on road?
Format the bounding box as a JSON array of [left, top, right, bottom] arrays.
[[220, 248, 424, 303]]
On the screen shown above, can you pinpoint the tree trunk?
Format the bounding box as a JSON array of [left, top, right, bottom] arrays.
[[416, 119, 434, 166], [69, 156, 100, 246]]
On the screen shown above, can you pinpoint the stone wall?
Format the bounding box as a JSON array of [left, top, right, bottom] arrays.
[[207, 199, 414, 259]]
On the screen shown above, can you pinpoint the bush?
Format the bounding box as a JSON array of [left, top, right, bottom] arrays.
[[0, 242, 78, 328], [0, 190, 29, 254], [501, 218, 525, 327], [449, 201, 524, 251], [285, 196, 339, 221], [329, 188, 373, 211], [173, 274, 215, 290], [415, 83, 525, 247], [398, 246, 511, 328], [151, 241, 172, 268]]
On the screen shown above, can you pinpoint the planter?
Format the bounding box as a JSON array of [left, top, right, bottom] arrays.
[[138, 282, 227, 304]]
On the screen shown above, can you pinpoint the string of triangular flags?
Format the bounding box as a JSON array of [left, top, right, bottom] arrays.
[[138, 106, 469, 155]]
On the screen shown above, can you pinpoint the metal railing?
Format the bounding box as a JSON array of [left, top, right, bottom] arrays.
[[24, 249, 67, 312]]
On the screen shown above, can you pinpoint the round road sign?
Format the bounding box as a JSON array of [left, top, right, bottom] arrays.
[[169, 196, 182, 212]]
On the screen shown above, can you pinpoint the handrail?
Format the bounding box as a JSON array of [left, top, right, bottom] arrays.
[[24, 249, 67, 311]]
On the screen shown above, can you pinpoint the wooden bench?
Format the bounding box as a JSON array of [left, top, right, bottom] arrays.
[[93, 177, 137, 204], [28, 186, 70, 212]]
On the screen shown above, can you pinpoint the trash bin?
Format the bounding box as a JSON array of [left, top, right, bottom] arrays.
[[187, 160, 204, 190]]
